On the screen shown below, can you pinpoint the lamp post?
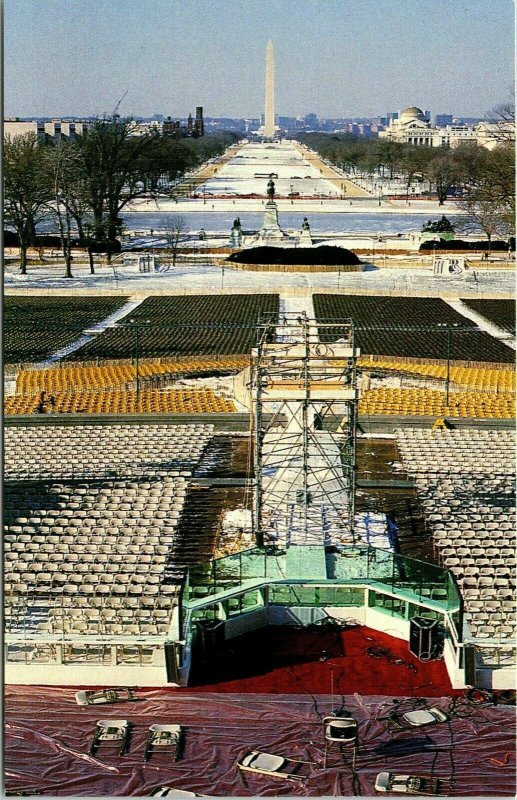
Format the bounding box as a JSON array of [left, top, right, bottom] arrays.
[[437, 323, 460, 406], [128, 318, 150, 408]]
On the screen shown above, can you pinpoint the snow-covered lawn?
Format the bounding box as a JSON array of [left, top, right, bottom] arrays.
[[5, 260, 514, 297], [127, 141, 462, 214]]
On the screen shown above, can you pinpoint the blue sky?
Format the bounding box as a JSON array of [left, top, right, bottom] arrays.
[[4, 0, 514, 118]]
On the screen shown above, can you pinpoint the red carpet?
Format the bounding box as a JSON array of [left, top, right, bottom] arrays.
[[186, 624, 461, 697]]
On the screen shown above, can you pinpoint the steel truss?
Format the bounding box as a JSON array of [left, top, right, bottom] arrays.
[[251, 312, 360, 547]]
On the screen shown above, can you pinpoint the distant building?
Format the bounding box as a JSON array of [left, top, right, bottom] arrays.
[[446, 124, 479, 148], [4, 119, 45, 141], [277, 115, 297, 127], [162, 117, 182, 137], [4, 118, 88, 142], [157, 107, 204, 138], [476, 121, 514, 150], [194, 106, 204, 137], [304, 112, 319, 126], [379, 106, 478, 147], [435, 114, 453, 126]]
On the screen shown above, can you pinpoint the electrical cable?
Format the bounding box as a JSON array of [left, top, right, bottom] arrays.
[[366, 645, 417, 672]]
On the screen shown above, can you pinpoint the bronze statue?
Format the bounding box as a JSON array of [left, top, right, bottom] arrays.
[[302, 217, 310, 230], [267, 179, 275, 200]]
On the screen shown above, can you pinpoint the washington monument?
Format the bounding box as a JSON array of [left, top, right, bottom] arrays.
[[264, 39, 275, 137]]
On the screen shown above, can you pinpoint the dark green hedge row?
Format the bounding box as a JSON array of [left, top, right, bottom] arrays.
[[228, 245, 362, 266], [4, 230, 121, 253], [420, 239, 515, 252]]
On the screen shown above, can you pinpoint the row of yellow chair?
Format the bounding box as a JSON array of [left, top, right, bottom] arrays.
[[356, 357, 515, 392], [359, 387, 515, 418], [4, 388, 236, 416], [15, 356, 250, 395]]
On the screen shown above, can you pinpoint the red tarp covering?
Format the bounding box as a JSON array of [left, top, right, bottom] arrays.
[[4, 686, 516, 796], [187, 625, 462, 697]]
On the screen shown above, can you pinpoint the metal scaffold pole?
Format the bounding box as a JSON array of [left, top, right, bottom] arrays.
[[251, 312, 360, 549]]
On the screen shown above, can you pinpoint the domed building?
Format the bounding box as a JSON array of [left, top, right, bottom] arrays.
[[379, 105, 444, 146], [380, 106, 481, 148], [399, 106, 426, 121]]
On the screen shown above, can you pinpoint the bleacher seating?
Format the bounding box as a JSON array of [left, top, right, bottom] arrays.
[[4, 423, 216, 642], [4, 296, 129, 364], [16, 357, 249, 395], [4, 388, 236, 416], [4, 423, 214, 480], [4, 476, 187, 636], [360, 387, 515, 418], [395, 428, 516, 643], [357, 358, 515, 394]]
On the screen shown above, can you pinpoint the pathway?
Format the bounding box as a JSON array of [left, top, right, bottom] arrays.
[[34, 296, 143, 368], [294, 142, 371, 198], [445, 298, 516, 351]]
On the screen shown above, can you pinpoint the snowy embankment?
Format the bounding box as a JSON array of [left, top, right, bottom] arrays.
[[35, 297, 143, 368], [445, 299, 516, 351]]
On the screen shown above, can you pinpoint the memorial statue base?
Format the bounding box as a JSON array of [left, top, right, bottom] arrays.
[[298, 229, 313, 247], [256, 200, 288, 242]]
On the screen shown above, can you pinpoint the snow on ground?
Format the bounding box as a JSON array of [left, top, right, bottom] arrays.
[[5, 144, 513, 299], [445, 299, 516, 350], [355, 511, 391, 550], [164, 374, 248, 412], [276, 295, 316, 342], [221, 507, 252, 530], [127, 141, 463, 215], [5, 261, 514, 297], [279, 295, 316, 317], [129, 196, 464, 215], [218, 507, 254, 552], [34, 297, 144, 368], [197, 141, 340, 198]]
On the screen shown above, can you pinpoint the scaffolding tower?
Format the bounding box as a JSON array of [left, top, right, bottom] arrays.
[[251, 312, 360, 548]]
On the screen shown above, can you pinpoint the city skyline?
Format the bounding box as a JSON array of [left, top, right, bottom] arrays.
[[4, 0, 515, 119]]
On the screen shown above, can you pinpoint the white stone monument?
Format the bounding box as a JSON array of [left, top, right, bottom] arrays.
[[264, 40, 276, 138], [256, 179, 288, 242]]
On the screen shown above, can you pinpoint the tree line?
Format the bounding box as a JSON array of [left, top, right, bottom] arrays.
[[4, 119, 239, 275], [295, 122, 515, 244]]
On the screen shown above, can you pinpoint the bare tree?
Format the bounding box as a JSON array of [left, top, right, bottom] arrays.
[[163, 215, 186, 266], [45, 142, 81, 278], [459, 192, 509, 250], [4, 133, 52, 274], [75, 117, 158, 261], [488, 93, 516, 146], [458, 146, 515, 247], [424, 151, 460, 205]]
